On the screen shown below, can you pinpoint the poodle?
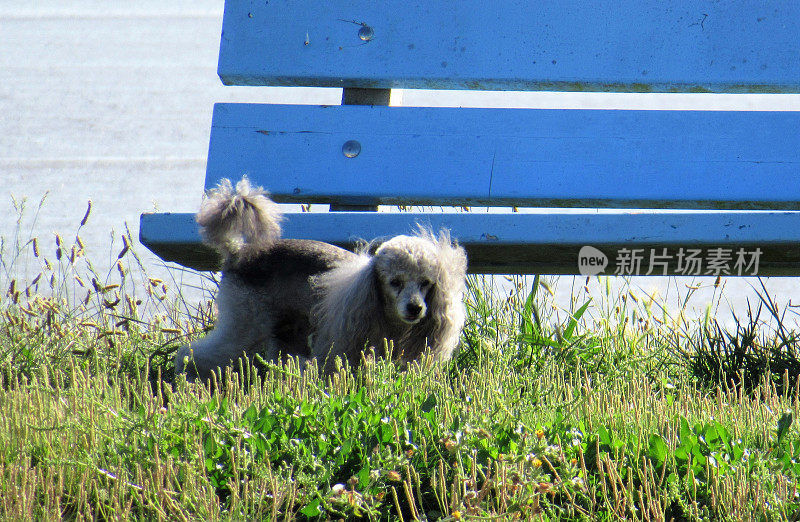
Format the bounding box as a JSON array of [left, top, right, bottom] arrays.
[[175, 178, 468, 380]]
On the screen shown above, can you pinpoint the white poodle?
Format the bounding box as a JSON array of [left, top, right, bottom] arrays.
[[175, 178, 468, 380]]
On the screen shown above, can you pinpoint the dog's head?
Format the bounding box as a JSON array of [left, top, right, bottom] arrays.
[[372, 235, 440, 325], [312, 228, 467, 369]]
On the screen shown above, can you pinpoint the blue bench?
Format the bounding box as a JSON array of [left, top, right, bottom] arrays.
[[140, 1, 800, 276]]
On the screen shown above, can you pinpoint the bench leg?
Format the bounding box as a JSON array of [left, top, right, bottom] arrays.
[[329, 87, 393, 212]]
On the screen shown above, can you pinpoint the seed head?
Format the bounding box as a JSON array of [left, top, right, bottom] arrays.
[[80, 200, 92, 226], [385, 471, 401, 482]]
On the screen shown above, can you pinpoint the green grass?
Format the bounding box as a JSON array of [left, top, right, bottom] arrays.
[[2, 202, 800, 520]]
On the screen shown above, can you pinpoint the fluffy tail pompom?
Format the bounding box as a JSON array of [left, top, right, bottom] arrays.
[[196, 177, 283, 267]]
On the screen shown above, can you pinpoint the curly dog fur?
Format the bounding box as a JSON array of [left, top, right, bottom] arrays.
[[175, 178, 468, 379]]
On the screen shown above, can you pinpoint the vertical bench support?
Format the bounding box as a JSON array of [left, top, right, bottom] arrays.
[[328, 87, 391, 212]]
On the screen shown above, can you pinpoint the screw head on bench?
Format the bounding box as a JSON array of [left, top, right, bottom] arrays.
[[342, 140, 361, 158], [358, 25, 374, 42]]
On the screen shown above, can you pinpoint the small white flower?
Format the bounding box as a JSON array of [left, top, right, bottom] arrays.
[[544, 445, 560, 456]]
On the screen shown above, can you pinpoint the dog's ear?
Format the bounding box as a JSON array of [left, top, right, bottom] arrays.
[[417, 231, 468, 359], [312, 255, 385, 367]]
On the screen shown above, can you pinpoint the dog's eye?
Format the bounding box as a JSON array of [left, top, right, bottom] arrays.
[[420, 279, 432, 289], [389, 277, 403, 289]]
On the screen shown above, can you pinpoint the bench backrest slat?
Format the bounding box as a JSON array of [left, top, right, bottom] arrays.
[[206, 103, 800, 209], [219, 1, 800, 92]]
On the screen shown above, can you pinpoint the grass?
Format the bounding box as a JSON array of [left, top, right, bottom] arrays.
[[2, 201, 800, 520]]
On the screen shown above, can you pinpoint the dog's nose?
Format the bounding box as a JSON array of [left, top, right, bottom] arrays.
[[406, 303, 423, 318]]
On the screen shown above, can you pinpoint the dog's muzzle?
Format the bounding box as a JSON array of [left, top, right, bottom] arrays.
[[403, 302, 424, 322]]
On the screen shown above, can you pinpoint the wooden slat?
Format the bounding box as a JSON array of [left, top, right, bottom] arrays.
[[140, 211, 800, 275], [218, 0, 800, 92], [206, 103, 800, 209]]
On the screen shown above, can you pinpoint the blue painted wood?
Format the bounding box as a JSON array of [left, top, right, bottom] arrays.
[[218, 0, 800, 92], [140, 211, 800, 275], [206, 103, 800, 209], [139, 1, 800, 275]]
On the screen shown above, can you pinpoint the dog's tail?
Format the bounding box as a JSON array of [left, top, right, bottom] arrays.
[[197, 177, 283, 267]]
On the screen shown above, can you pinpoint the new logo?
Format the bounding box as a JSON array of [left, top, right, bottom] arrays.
[[578, 246, 608, 275]]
